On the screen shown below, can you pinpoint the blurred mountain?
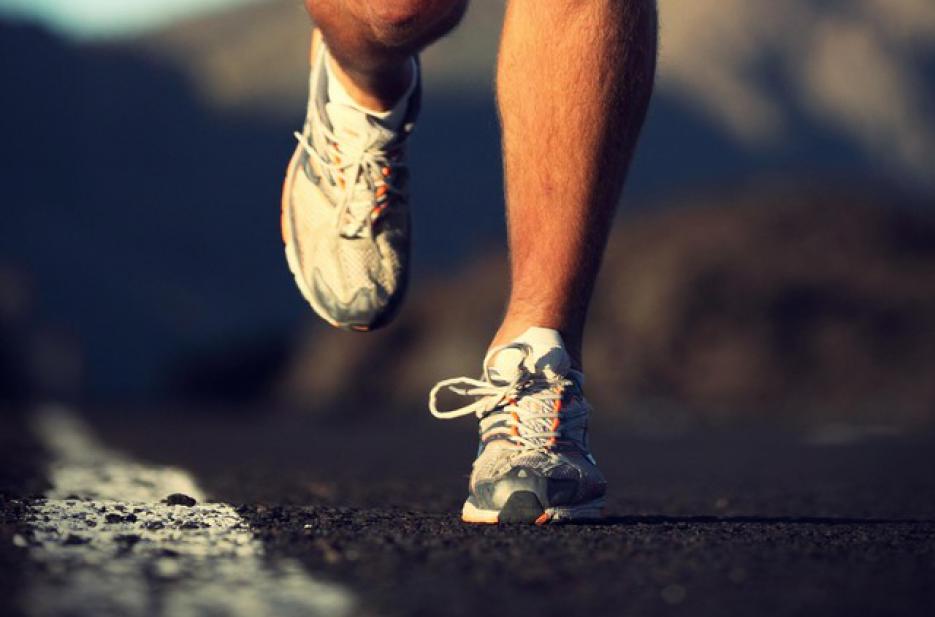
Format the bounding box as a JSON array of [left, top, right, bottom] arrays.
[[1, 0, 933, 402], [659, 0, 935, 189]]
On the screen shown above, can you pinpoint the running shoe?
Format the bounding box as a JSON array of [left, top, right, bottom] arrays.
[[281, 31, 420, 331], [429, 327, 607, 524]]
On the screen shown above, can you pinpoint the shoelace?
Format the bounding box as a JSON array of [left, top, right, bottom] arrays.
[[294, 119, 406, 239], [428, 343, 589, 454]]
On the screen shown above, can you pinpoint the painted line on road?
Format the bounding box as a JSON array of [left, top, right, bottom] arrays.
[[19, 405, 354, 617]]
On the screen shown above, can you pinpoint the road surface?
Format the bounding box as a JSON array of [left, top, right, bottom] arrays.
[[2, 405, 934, 617]]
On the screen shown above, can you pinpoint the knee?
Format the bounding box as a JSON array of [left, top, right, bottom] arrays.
[[369, 0, 447, 26], [356, 0, 468, 46]]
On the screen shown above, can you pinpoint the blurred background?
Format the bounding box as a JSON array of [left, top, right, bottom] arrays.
[[1, 0, 934, 433]]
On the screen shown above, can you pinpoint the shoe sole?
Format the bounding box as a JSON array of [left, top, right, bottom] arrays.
[[461, 494, 606, 525]]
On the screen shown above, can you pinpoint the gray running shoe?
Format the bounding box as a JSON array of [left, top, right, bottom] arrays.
[[281, 31, 420, 331], [429, 327, 607, 524]]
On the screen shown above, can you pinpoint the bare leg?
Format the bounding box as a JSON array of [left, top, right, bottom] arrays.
[[304, 0, 468, 109], [491, 0, 658, 367]]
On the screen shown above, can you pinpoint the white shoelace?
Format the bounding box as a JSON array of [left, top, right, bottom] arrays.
[[294, 120, 406, 239], [428, 343, 588, 453]]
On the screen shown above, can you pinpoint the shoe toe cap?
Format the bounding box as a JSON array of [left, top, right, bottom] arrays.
[[311, 272, 390, 329]]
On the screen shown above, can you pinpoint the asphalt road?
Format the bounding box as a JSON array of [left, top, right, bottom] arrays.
[[2, 405, 934, 617]]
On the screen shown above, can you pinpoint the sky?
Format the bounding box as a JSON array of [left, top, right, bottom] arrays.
[[0, 0, 258, 38]]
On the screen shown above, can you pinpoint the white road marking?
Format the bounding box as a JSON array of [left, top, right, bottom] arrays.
[[22, 405, 354, 617]]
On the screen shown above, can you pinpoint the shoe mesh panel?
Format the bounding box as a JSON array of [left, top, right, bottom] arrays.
[[334, 241, 378, 298], [376, 231, 403, 290]]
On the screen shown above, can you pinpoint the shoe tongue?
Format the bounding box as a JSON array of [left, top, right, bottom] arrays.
[[325, 101, 398, 150], [486, 327, 571, 384]]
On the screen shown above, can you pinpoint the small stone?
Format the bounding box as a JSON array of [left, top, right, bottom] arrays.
[[12, 534, 28, 548], [145, 521, 165, 530], [164, 493, 197, 507], [63, 534, 90, 546], [105, 513, 124, 524]]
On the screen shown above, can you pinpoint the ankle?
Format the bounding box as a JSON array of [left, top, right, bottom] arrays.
[[326, 53, 415, 112], [490, 318, 583, 371]]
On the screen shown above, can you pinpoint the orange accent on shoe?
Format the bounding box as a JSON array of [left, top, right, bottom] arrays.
[[548, 399, 563, 445], [534, 512, 551, 525], [375, 185, 388, 198]]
